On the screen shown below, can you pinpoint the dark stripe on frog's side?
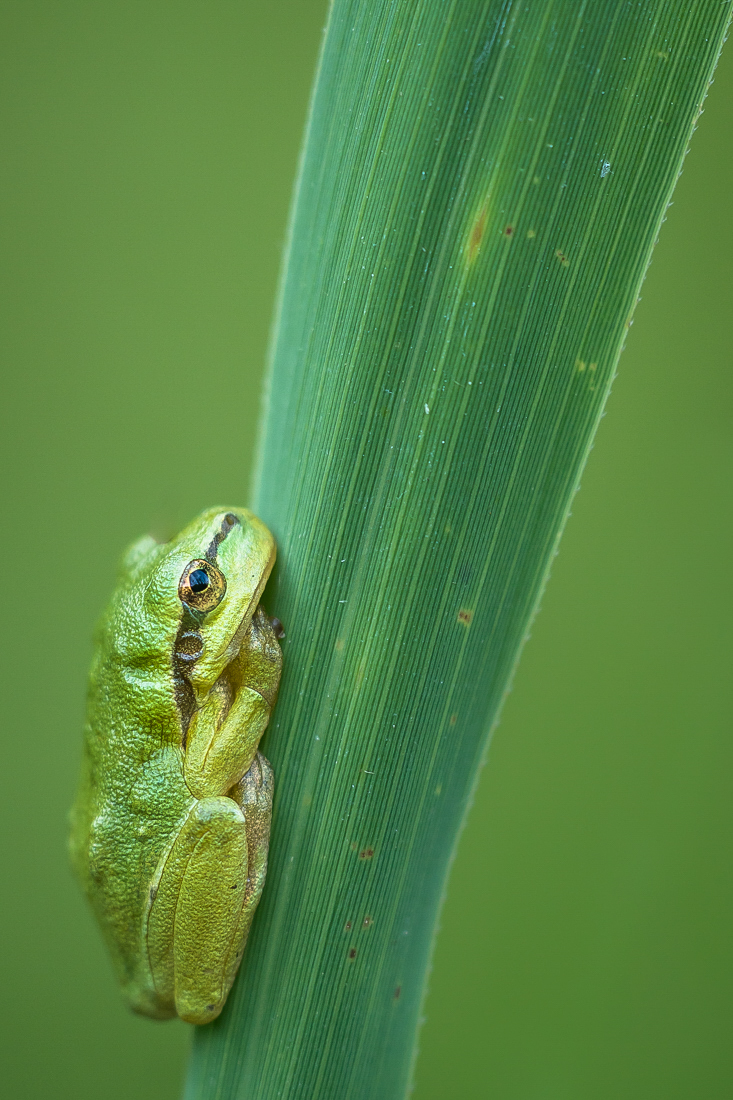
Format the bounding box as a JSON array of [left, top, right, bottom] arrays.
[[173, 606, 203, 747], [173, 513, 241, 746]]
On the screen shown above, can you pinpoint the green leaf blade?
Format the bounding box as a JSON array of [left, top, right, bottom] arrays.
[[186, 3, 730, 1098]]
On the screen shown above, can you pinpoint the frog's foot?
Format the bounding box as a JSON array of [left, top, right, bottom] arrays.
[[227, 750, 274, 965]]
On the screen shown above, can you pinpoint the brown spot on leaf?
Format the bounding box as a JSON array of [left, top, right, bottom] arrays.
[[344, 921, 352, 932], [466, 204, 488, 265], [555, 248, 569, 267], [449, 713, 458, 726], [359, 848, 375, 860], [394, 986, 401, 1000], [362, 915, 373, 929], [504, 224, 514, 237], [349, 948, 357, 959], [457, 608, 473, 626]]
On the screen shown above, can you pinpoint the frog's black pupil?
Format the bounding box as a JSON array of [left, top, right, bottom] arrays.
[[189, 569, 210, 594]]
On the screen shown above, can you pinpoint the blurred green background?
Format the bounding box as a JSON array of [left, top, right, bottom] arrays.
[[1, 3, 730, 1098]]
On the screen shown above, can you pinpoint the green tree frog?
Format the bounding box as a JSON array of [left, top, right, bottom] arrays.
[[69, 508, 283, 1025]]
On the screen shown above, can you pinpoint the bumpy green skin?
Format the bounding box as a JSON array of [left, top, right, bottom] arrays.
[[69, 508, 282, 1024]]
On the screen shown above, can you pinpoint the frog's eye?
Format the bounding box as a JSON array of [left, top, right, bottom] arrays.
[[178, 559, 226, 612]]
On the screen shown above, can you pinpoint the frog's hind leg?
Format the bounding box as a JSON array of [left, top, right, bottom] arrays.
[[146, 796, 248, 1025], [146, 753, 274, 1025], [146, 796, 248, 1024]]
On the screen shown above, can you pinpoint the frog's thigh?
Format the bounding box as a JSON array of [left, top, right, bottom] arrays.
[[172, 797, 249, 1025]]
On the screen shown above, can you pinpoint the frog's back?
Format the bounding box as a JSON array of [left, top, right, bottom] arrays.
[[69, 551, 194, 1017]]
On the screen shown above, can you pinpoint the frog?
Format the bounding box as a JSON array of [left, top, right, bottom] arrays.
[[69, 507, 283, 1025]]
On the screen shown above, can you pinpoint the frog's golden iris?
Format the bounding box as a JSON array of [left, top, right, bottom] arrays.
[[178, 557, 227, 612]]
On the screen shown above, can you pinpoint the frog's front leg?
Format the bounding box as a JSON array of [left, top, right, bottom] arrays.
[[184, 606, 282, 800], [146, 753, 273, 1024]]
